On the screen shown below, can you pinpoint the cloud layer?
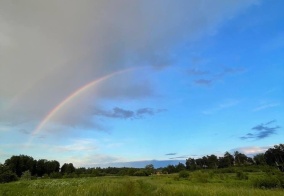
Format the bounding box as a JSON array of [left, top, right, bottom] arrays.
[[0, 0, 259, 134]]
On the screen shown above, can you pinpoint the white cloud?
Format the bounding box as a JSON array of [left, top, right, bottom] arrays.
[[231, 145, 271, 156], [53, 139, 98, 152], [62, 154, 125, 168]]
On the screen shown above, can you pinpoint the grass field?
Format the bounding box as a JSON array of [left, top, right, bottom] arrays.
[[1, 171, 283, 196]]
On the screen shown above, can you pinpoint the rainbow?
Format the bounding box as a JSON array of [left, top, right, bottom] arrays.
[[31, 67, 143, 139]]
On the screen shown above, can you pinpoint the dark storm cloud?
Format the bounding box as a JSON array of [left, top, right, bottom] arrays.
[[240, 120, 280, 140]]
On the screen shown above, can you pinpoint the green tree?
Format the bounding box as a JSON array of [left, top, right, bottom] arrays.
[[61, 163, 75, 174], [45, 160, 60, 175], [36, 159, 47, 177], [21, 170, 32, 181], [175, 162, 186, 172], [0, 164, 18, 183], [4, 155, 36, 177], [219, 152, 234, 168], [207, 154, 218, 168], [253, 153, 266, 165], [234, 151, 248, 165], [186, 158, 197, 170], [145, 164, 154, 175], [164, 165, 176, 174], [264, 144, 284, 171]]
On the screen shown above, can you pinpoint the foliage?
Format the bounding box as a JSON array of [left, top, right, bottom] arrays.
[[4, 155, 36, 177], [1, 143, 284, 184], [191, 170, 210, 183], [49, 172, 62, 179], [178, 170, 189, 178], [235, 171, 248, 180], [265, 144, 284, 171], [144, 164, 154, 175], [234, 151, 248, 166], [61, 163, 75, 174], [1, 172, 284, 195], [175, 162, 186, 172], [252, 175, 283, 189], [133, 170, 148, 176], [0, 164, 18, 183], [21, 170, 32, 181]]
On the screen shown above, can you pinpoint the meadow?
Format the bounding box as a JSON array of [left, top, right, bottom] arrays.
[[1, 170, 283, 196]]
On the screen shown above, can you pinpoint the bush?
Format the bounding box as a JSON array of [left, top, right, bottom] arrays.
[[191, 171, 210, 183], [214, 167, 236, 173], [63, 173, 78, 178], [49, 172, 62, 179], [236, 171, 248, 180], [21, 170, 32, 181], [179, 170, 189, 178], [0, 164, 18, 183], [252, 176, 281, 189], [0, 170, 18, 183], [133, 170, 148, 176]]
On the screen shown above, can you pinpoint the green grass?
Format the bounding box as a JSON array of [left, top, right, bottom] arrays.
[[0, 172, 283, 195]]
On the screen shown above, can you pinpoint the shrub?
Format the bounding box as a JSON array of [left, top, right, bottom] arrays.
[[191, 171, 210, 183], [252, 176, 281, 189], [214, 167, 236, 174], [21, 170, 32, 181], [133, 170, 148, 176], [0, 170, 18, 183], [179, 170, 189, 178], [50, 172, 62, 179], [236, 171, 248, 180]]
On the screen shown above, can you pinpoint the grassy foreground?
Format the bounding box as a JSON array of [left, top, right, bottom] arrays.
[[0, 172, 283, 196]]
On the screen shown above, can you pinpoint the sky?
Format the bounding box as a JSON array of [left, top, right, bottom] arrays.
[[0, 0, 283, 168]]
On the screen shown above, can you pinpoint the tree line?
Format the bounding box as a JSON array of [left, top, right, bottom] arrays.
[[1, 143, 283, 183]]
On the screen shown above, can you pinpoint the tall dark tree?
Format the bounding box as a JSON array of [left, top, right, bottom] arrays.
[[186, 158, 197, 170], [207, 154, 218, 168], [145, 164, 155, 175], [4, 155, 36, 177], [61, 163, 75, 174], [163, 164, 176, 174], [234, 151, 248, 165], [45, 160, 60, 175], [36, 159, 47, 177], [224, 152, 234, 166], [175, 162, 186, 172], [264, 144, 284, 169], [218, 152, 234, 168], [0, 164, 18, 183], [253, 153, 266, 165]]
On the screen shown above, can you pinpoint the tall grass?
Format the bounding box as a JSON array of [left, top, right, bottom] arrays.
[[1, 172, 283, 195]]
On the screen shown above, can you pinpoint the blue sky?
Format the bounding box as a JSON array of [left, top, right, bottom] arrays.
[[0, 0, 283, 168]]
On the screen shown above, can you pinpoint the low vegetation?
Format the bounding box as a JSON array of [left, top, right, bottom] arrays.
[[0, 144, 283, 195], [0, 170, 284, 195]]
